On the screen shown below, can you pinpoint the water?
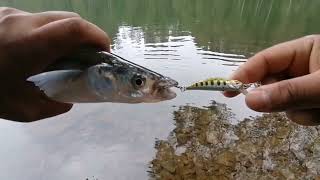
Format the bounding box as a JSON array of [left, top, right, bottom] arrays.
[[0, 0, 319, 179]]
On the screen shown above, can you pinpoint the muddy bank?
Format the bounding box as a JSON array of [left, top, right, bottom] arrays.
[[149, 102, 320, 180]]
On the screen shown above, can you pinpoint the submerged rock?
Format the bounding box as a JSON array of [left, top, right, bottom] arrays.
[[149, 102, 320, 180]]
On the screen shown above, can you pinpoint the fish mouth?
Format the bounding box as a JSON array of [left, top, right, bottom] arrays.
[[149, 77, 178, 102], [156, 77, 179, 89]]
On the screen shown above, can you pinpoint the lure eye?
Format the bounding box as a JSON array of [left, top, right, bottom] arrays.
[[132, 75, 146, 89]]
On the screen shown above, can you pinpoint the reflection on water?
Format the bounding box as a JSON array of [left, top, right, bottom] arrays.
[[150, 103, 320, 179], [1, 0, 320, 54], [0, 0, 319, 179]]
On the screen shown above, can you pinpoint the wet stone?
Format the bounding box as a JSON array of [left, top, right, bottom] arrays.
[[149, 103, 320, 180]]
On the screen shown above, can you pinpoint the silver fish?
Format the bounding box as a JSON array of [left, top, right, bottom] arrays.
[[27, 51, 178, 103]]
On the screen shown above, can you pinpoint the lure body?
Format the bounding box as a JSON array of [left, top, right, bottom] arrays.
[[181, 78, 254, 94]]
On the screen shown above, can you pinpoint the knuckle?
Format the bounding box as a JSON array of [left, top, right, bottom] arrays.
[[47, 11, 81, 18], [0, 7, 19, 16], [64, 17, 87, 35], [0, 14, 22, 25], [276, 80, 299, 106], [304, 34, 320, 43], [312, 36, 320, 44], [66, 12, 80, 18]]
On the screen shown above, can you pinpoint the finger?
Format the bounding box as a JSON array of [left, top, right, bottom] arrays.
[[0, 7, 28, 17], [16, 17, 111, 75], [231, 36, 315, 84], [260, 74, 288, 85], [30, 11, 80, 27], [245, 72, 320, 112], [13, 97, 73, 122], [286, 109, 320, 126], [223, 74, 286, 97], [1, 81, 73, 122], [33, 17, 110, 55], [224, 36, 315, 98], [21, 83, 73, 122], [223, 91, 238, 97], [309, 35, 320, 73]]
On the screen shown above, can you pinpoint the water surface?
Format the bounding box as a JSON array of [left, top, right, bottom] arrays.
[[0, 1, 319, 179]]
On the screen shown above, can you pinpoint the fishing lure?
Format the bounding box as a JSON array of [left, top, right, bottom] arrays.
[[178, 78, 260, 95]]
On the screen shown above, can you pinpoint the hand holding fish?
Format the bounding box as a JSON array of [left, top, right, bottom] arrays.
[[0, 7, 110, 122], [224, 35, 320, 126]]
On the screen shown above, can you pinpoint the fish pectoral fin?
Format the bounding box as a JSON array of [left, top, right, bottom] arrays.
[[27, 70, 83, 99]]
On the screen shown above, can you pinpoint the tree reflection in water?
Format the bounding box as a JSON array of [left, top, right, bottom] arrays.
[[149, 101, 320, 179]]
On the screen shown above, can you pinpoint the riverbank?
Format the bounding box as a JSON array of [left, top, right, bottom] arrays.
[[150, 104, 320, 179]]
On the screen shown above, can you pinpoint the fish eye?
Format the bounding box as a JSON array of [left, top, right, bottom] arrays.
[[132, 75, 146, 89], [135, 78, 143, 86]]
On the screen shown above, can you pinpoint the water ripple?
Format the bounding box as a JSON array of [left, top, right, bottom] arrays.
[[198, 51, 246, 58]]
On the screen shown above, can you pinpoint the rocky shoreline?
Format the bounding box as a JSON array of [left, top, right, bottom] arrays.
[[149, 102, 320, 180]]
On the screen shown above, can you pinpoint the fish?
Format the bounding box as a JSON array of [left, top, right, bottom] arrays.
[[27, 50, 178, 104], [179, 78, 259, 95]]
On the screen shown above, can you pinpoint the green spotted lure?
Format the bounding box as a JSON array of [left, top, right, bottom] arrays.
[[178, 78, 260, 95]]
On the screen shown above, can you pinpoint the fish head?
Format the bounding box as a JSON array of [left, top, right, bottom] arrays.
[[92, 58, 178, 103], [110, 66, 178, 103]]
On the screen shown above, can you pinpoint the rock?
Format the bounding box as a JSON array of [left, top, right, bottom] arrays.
[[215, 151, 236, 167], [149, 104, 320, 179]]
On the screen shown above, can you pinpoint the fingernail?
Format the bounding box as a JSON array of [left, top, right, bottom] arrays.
[[246, 89, 271, 111]]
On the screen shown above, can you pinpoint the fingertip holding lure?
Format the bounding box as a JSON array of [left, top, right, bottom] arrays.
[[177, 78, 260, 95]]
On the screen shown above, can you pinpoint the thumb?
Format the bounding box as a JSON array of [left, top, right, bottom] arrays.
[[245, 72, 320, 112]]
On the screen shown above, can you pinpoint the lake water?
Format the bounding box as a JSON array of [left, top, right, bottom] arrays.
[[0, 1, 320, 179]]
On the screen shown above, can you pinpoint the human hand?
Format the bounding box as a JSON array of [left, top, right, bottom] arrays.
[[224, 35, 320, 126], [0, 7, 110, 122]]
